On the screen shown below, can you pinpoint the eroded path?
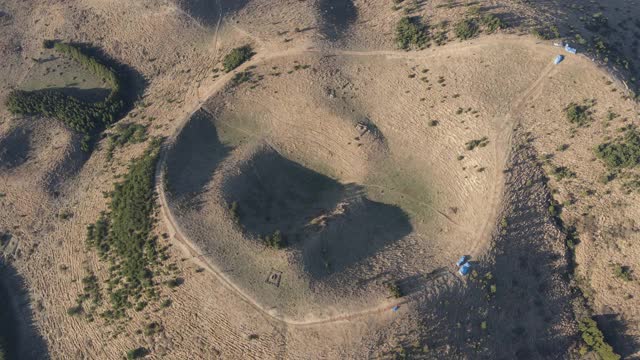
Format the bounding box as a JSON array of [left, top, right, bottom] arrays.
[[156, 36, 561, 326]]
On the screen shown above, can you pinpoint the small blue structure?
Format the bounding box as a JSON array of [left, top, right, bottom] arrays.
[[456, 255, 468, 267], [564, 44, 577, 54], [392, 305, 400, 312], [458, 262, 471, 276], [554, 55, 565, 65]]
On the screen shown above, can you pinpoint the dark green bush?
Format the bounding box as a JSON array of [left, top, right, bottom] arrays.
[[126, 347, 149, 359], [455, 19, 478, 40], [395, 17, 428, 49], [531, 25, 560, 40], [223, 45, 254, 72], [386, 282, 403, 298], [595, 127, 640, 168], [265, 230, 285, 249], [465, 137, 489, 150], [613, 264, 632, 281], [565, 102, 591, 127], [551, 165, 576, 181], [480, 14, 506, 33]]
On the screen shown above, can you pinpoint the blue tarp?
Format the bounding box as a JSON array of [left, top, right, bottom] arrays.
[[564, 45, 577, 54], [459, 263, 471, 276], [392, 305, 400, 312], [554, 55, 565, 65], [456, 255, 468, 267]]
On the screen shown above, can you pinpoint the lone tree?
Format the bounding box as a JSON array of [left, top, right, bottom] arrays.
[[223, 45, 254, 72]]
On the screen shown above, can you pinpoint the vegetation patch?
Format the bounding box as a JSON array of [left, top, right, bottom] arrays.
[[550, 165, 576, 181], [454, 19, 478, 40], [531, 25, 560, 40], [395, 16, 428, 50], [578, 317, 620, 360], [565, 102, 592, 127], [465, 136, 489, 150], [5, 41, 129, 151], [595, 126, 640, 168], [106, 123, 148, 160], [82, 138, 172, 321], [612, 264, 632, 281], [480, 13, 506, 33], [263, 230, 285, 249], [223, 45, 254, 72], [386, 281, 403, 298]]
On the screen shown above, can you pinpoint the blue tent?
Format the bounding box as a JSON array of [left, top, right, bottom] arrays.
[[459, 263, 471, 276], [564, 44, 577, 54], [456, 255, 468, 267], [554, 55, 565, 65]]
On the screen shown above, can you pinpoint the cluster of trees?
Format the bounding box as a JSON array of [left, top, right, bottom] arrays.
[[5, 41, 126, 151], [596, 126, 640, 168], [395, 17, 428, 49], [85, 139, 163, 318]]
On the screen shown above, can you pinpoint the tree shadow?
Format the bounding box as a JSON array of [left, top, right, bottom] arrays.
[[0, 127, 31, 170], [165, 109, 230, 198], [593, 313, 640, 358], [0, 261, 49, 359], [318, 0, 358, 41], [221, 148, 412, 280]]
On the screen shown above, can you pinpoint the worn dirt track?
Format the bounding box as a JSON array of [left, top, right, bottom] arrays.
[[156, 36, 562, 325]]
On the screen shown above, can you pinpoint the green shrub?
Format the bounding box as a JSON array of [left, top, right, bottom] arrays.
[[386, 281, 403, 298], [480, 14, 506, 33], [106, 123, 148, 160], [595, 127, 640, 168], [144, 322, 161, 336], [223, 45, 254, 72], [67, 305, 83, 316], [454, 19, 478, 40], [126, 347, 149, 359], [531, 25, 560, 40], [465, 137, 489, 150], [551, 165, 576, 180], [565, 102, 591, 127], [578, 318, 620, 360], [613, 264, 632, 281], [395, 17, 428, 49], [265, 230, 285, 249]]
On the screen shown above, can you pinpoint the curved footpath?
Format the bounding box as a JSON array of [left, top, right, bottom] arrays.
[[154, 35, 564, 325]]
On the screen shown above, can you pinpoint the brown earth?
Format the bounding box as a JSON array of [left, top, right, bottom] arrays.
[[0, 0, 639, 359]]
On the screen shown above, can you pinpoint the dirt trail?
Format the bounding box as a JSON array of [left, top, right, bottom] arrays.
[[156, 36, 562, 326], [468, 61, 558, 258]]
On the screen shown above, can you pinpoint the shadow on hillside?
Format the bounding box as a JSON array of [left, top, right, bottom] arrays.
[[372, 141, 576, 359], [318, 0, 358, 41], [165, 109, 230, 198], [0, 127, 31, 170], [0, 261, 49, 360], [176, 0, 249, 26], [222, 148, 411, 280]]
